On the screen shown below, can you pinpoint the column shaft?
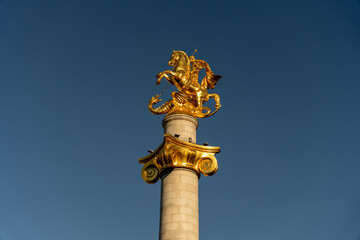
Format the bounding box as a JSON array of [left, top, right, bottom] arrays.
[[160, 114, 199, 240], [160, 169, 199, 240]]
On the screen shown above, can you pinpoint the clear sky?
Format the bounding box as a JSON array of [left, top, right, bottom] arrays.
[[1, 0, 360, 239]]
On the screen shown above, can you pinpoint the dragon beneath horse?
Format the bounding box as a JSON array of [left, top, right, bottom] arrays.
[[149, 50, 222, 118]]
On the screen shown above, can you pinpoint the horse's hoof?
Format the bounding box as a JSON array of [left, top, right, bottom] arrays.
[[215, 104, 221, 108]]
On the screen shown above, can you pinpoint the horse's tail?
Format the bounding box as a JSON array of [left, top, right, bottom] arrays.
[[148, 95, 174, 115]]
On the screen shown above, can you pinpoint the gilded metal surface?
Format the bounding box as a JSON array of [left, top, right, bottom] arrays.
[[139, 134, 220, 184], [149, 50, 222, 118]]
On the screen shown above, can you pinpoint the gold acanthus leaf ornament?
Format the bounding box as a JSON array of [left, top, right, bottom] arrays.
[[139, 134, 220, 184], [148, 50, 222, 118]]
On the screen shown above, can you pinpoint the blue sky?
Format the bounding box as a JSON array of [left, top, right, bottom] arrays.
[[1, 0, 360, 239]]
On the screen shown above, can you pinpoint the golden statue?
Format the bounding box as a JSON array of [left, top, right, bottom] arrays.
[[148, 50, 222, 118]]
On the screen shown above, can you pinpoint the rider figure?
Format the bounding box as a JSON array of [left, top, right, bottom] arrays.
[[189, 55, 215, 89]]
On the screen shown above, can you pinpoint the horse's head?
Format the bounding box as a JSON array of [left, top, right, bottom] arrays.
[[168, 51, 179, 66], [168, 50, 190, 69]]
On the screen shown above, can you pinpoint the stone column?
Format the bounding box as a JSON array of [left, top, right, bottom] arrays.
[[139, 113, 219, 239], [160, 114, 199, 240]]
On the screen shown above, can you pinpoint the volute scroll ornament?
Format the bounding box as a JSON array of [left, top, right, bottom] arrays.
[[198, 155, 218, 176], [141, 163, 160, 184]]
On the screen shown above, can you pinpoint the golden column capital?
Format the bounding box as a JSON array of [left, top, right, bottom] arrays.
[[139, 134, 220, 184]]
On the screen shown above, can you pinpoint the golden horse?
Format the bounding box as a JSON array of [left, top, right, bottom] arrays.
[[155, 51, 221, 114]]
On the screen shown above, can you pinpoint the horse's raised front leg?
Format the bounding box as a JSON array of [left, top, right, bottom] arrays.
[[156, 70, 175, 85]]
